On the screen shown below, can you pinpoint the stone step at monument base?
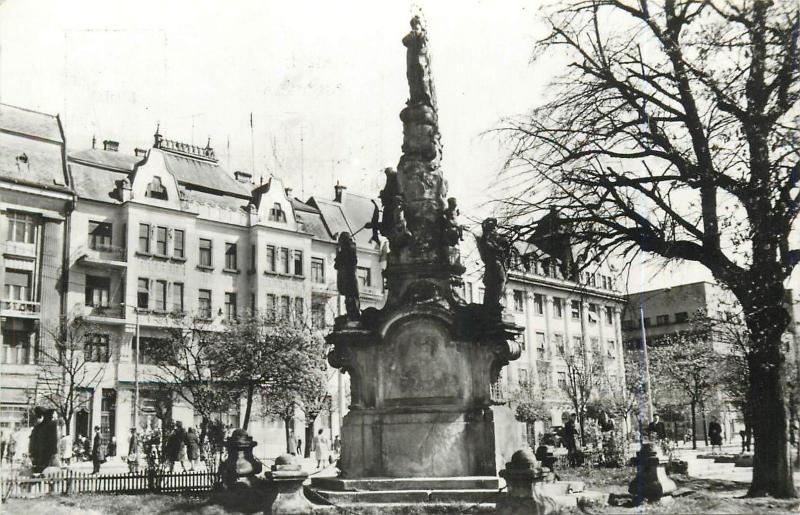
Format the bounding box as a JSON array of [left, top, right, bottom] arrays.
[[330, 502, 496, 513], [308, 487, 503, 504], [311, 476, 500, 492]]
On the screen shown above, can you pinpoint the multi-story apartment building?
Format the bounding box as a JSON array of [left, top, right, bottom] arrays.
[[460, 236, 627, 442], [0, 104, 73, 431]]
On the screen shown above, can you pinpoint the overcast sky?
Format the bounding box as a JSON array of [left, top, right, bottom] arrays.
[[0, 0, 716, 291]]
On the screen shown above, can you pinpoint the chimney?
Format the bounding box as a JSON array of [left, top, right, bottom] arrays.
[[134, 148, 148, 157], [284, 187, 293, 198], [103, 140, 119, 152], [234, 171, 253, 184], [334, 181, 346, 202]]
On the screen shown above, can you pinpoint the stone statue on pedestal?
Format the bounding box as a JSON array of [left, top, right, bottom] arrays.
[[402, 15, 436, 107], [477, 217, 510, 309], [379, 167, 400, 238], [441, 197, 463, 245], [335, 232, 360, 320]]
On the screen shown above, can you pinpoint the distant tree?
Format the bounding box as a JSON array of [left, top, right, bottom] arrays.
[[510, 382, 550, 447], [37, 315, 105, 435], [649, 336, 722, 449], [297, 368, 332, 459], [261, 389, 299, 455], [561, 338, 604, 441], [596, 355, 639, 440]]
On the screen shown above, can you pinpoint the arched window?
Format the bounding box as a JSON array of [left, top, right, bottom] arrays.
[[146, 176, 168, 200]]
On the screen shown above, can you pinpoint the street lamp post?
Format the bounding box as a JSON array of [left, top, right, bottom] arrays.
[[134, 307, 140, 432], [638, 302, 654, 423]]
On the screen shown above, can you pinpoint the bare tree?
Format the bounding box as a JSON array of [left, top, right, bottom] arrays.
[[37, 315, 104, 435], [498, 0, 800, 497], [561, 338, 604, 441]]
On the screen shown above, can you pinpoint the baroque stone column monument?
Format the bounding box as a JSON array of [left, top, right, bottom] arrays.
[[326, 16, 522, 479]]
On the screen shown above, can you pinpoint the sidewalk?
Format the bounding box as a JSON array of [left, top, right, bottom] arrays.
[[672, 444, 751, 483]]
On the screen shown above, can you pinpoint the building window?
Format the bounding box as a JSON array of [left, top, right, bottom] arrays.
[[465, 283, 473, 304], [557, 371, 567, 389], [173, 229, 185, 259], [588, 303, 599, 324], [294, 297, 304, 320], [573, 336, 583, 351], [518, 368, 529, 385], [225, 292, 237, 320], [225, 243, 238, 271], [536, 332, 546, 359], [173, 282, 184, 312], [656, 314, 669, 325], [199, 239, 213, 267], [518, 333, 526, 351], [137, 278, 149, 309], [138, 224, 150, 254], [293, 250, 304, 276], [198, 289, 212, 319], [675, 311, 689, 323], [607, 340, 616, 358], [155, 227, 168, 256], [533, 294, 544, 315], [7, 212, 37, 243], [554, 334, 565, 356], [280, 295, 291, 320], [145, 176, 168, 200], [268, 203, 287, 223], [250, 294, 256, 315], [311, 257, 325, 283], [553, 298, 563, 318], [571, 300, 581, 320], [88, 221, 112, 250], [4, 269, 32, 302], [266, 294, 277, 320], [1, 320, 36, 364], [250, 244, 256, 272], [85, 275, 110, 307], [265, 245, 276, 272], [312, 303, 326, 329], [138, 337, 167, 365], [85, 334, 110, 362], [478, 287, 485, 304], [605, 306, 614, 325], [279, 248, 290, 274], [513, 290, 525, 312], [357, 267, 372, 288], [643, 317, 651, 327], [154, 280, 167, 311]]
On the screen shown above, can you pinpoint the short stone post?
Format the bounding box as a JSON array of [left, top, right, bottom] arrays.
[[628, 443, 676, 504], [497, 448, 560, 515], [264, 453, 313, 514], [221, 429, 263, 489]]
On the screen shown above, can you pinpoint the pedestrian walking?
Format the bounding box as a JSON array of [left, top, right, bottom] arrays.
[[6, 431, 16, 465], [296, 438, 302, 456], [709, 417, 723, 454], [312, 429, 330, 469], [91, 426, 105, 474], [185, 427, 200, 471], [59, 431, 73, 466], [333, 435, 341, 457], [166, 421, 188, 473]]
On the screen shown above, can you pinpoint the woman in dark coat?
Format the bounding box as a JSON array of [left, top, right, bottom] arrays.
[[166, 421, 187, 473], [185, 427, 200, 471], [708, 417, 723, 454]]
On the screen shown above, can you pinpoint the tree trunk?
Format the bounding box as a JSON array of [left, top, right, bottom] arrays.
[[283, 417, 293, 454], [305, 421, 315, 459], [691, 400, 697, 450], [701, 407, 708, 447], [242, 383, 255, 431]]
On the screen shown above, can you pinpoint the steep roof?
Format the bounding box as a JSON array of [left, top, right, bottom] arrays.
[[68, 161, 125, 203], [0, 104, 68, 190], [161, 151, 251, 198], [69, 148, 141, 172], [306, 190, 380, 249]]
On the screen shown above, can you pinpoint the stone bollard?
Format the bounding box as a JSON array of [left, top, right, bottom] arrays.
[[264, 453, 313, 514], [628, 443, 676, 504], [497, 448, 560, 515], [221, 428, 263, 489]]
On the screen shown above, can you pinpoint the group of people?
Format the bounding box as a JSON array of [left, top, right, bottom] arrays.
[[124, 420, 202, 474], [292, 430, 341, 469], [0, 428, 19, 464]]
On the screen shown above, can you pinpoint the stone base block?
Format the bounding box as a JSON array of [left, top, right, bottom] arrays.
[[734, 453, 754, 468], [311, 476, 499, 492], [340, 409, 497, 478]]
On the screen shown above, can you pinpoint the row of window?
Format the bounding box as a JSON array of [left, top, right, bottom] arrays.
[[7, 212, 38, 244], [623, 311, 690, 330], [511, 291, 616, 324], [521, 331, 618, 360], [513, 367, 618, 390]]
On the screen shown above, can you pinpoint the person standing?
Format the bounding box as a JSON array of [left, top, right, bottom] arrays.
[[59, 431, 73, 467], [127, 428, 139, 474], [107, 436, 117, 461], [29, 407, 45, 473], [185, 427, 200, 471], [296, 438, 302, 456], [563, 413, 579, 467], [91, 426, 105, 474], [647, 414, 667, 440], [6, 430, 16, 465], [1, 430, 6, 464], [166, 421, 188, 473], [312, 429, 330, 469], [333, 435, 341, 457], [708, 417, 723, 454]]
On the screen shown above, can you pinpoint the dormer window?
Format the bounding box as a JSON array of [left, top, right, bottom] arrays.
[[146, 176, 168, 200], [268, 202, 287, 223]]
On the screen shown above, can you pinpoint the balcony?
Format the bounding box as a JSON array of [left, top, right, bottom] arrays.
[[84, 305, 126, 325], [76, 244, 127, 268], [0, 299, 41, 318], [4, 241, 36, 258]]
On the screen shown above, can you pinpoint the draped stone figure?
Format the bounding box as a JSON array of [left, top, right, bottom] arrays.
[[402, 15, 437, 107], [335, 232, 360, 320], [476, 218, 510, 309]]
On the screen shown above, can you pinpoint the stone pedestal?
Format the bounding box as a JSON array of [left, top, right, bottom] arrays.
[[221, 429, 263, 489], [628, 443, 676, 504], [264, 454, 313, 515], [329, 305, 521, 478], [497, 448, 560, 515]]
